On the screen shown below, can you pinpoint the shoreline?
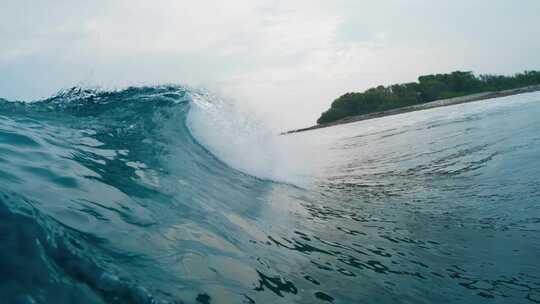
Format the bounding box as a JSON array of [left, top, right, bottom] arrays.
[[283, 85, 540, 134]]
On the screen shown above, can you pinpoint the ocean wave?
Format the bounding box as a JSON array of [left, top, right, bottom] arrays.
[[0, 86, 279, 303], [3, 87, 539, 303]]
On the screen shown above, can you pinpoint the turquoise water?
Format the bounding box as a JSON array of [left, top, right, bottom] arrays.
[[0, 87, 539, 304]]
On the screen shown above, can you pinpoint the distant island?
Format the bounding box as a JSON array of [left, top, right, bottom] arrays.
[[286, 70, 540, 134]]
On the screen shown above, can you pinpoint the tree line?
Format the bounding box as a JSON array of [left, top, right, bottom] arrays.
[[317, 70, 540, 124]]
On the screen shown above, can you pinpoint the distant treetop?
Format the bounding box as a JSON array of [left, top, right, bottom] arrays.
[[317, 70, 540, 124]]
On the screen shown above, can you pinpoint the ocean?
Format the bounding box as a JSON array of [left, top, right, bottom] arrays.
[[0, 87, 539, 304]]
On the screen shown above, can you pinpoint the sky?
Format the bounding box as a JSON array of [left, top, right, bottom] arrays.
[[1, 0, 539, 129]]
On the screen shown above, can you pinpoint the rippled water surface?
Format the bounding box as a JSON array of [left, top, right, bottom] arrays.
[[0, 88, 539, 304]]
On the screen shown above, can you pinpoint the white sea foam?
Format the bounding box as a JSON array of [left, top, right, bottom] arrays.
[[186, 90, 318, 186]]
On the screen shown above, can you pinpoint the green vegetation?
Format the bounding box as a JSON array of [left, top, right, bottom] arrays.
[[317, 70, 540, 124]]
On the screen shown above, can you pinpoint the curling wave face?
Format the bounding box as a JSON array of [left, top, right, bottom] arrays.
[[0, 86, 280, 303], [0, 87, 540, 303]]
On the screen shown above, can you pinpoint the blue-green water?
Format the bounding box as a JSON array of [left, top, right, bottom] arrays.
[[0, 87, 539, 304]]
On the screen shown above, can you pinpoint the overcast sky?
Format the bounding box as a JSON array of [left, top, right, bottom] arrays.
[[1, 0, 539, 128]]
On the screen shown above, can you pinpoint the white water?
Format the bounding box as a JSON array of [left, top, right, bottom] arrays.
[[186, 90, 323, 186]]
